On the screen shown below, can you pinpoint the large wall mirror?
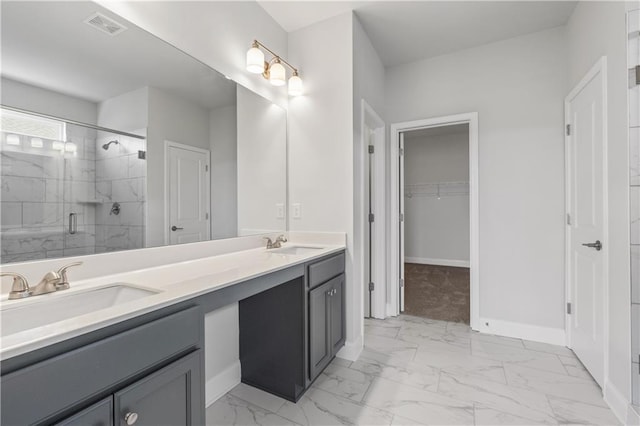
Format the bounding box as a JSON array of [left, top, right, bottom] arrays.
[[0, 1, 287, 264]]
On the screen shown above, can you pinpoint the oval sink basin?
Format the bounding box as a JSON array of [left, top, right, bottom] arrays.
[[270, 246, 324, 255], [1, 283, 160, 337]]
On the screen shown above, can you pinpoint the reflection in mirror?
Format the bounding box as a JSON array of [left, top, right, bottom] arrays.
[[0, 1, 287, 264]]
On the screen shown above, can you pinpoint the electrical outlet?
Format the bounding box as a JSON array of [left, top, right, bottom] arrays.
[[276, 203, 285, 219], [292, 203, 302, 219]]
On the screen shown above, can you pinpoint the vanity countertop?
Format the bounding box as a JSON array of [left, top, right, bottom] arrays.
[[0, 243, 345, 361]]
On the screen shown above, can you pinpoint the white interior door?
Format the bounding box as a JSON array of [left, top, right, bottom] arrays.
[[566, 59, 606, 387], [399, 133, 405, 312], [166, 142, 210, 245]]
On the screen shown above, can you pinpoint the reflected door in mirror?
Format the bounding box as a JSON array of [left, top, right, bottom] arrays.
[[166, 142, 210, 245]]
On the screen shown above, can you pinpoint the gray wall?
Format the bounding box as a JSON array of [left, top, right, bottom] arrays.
[[1, 77, 98, 125], [209, 104, 237, 240], [404, 129, 470, 264]]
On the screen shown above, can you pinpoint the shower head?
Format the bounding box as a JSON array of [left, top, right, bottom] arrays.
[[102, 140, 119, 150]]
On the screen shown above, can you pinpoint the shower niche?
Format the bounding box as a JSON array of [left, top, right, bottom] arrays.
[[0, 111, 147, 262]]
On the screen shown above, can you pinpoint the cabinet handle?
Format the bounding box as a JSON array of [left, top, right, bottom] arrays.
[[124, 412, 139, 425]]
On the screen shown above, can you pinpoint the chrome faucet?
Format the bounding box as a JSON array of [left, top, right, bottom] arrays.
[[263, 235, 288, 249], [0, 272, 31, 299], [1, 261, 83, 300]]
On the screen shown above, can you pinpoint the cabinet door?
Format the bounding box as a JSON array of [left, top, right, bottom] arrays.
[[330, 275, 346, 355], [114, 350, 202, 426], [56, 397, 113, 426], [309, 280, 332, 380]]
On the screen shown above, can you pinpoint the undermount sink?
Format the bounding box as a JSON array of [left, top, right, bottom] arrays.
[[1, 283, 160, 337], [270, 246, 324, 255]]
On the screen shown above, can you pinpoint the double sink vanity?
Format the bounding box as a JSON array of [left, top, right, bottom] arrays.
[[0, 238, 346, 425]]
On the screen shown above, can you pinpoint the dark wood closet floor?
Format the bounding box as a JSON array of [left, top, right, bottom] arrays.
[[404, 263, 470, 324]]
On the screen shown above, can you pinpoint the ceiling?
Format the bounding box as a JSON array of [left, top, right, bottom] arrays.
[[1, 1, 236, 110], [258, 1, 577, 66]]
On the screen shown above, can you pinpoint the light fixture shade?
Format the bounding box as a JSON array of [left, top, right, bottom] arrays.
[[6, 134, 20, 145], [246, 47, 265, 74], [288, 74, 303, 96], [64, 142, 77, 153], [269, 61, 286, 86], [31, 138, 43, 148], [52, 140, 65, 151]]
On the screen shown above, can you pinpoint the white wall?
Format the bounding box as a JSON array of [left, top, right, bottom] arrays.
[[352, 15, 387, 324], [566, 1, 632, 419], [1, 77, 98, 125], [146, 86, 211, 248], [236, 85, 287, 236], [97, 86, 148, 132], [98, 1, 288, 107], [209, 104, 238, 240], [288, 13, 358, 356], [404, 131, 469, 183], [386, 27, 568, 331], [404, 130, 469, 264]]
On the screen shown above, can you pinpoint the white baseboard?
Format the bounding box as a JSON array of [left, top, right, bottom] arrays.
[[405, 257, 470, 268], [336, 335, 363, 362], [476, 317, 566, 346], [205, 361, 241, 407], [604, 379, 636, 425]]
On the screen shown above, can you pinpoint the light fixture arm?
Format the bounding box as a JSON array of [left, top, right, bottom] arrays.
[[253, 40, 298, 75]]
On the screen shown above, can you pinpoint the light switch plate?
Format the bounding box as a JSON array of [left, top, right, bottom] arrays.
[[292, 203, 302, 219], [276, 203, 285, 219]]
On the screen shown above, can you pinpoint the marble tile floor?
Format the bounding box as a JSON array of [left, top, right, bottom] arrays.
[[206, 315, 619, 426]]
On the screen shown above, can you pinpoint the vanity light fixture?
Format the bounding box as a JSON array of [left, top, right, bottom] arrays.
[[6, 134, 20, 145], [30, 138, 43, 148], [64, 142, 77, 153], [246, 40, 303, 96]]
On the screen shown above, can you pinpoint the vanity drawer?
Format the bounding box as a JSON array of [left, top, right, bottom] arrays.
[[308, 253, 345, 289], [1, 306, 201, 426]]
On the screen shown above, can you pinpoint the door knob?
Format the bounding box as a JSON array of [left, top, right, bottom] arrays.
[[171, 225, 184, 231], [124, 412, 139, 425], [582, 240, 602, 251]]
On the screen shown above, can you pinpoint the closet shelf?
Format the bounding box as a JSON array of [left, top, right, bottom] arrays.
[[405, 181, 469, 198]]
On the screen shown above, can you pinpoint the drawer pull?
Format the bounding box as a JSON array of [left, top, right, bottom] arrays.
[[124, 412, 139, 425]]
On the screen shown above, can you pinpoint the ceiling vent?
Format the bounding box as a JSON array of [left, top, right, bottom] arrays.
[[84, 12, 127, 36]]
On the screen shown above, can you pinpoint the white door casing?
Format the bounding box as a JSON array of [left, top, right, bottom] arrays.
[[565, 57, 608, 387], [361, 99, 386, 319], [390, 113, 479, 327], [399, 132, 406, 312], [165, 141, 210, 245]]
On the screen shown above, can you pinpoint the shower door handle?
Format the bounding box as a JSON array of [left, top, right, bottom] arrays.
[[171, 225, 184, 231], [68, 213, 77, 235]]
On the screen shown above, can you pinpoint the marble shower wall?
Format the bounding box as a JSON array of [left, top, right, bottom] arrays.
[[0, 123, 98, 262], [629, 8, 640, 408], [94, 132, 146, 253]]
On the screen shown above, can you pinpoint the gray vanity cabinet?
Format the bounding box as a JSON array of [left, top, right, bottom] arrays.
[[309, 273, 345, 381], [114, 351, 201, 426], [56, 397, 113, 426]]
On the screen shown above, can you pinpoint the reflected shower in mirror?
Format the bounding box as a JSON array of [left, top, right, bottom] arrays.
[[0, 1, 287, 264]]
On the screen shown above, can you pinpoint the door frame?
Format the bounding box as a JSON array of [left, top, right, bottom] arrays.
[[163, 140, 211, 245], [389, 112, 479, 329], [359, 99, 386, 319], [564, 57, 609, 375]]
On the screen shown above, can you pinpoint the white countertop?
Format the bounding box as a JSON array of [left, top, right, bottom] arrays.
[[0, 242, 345, 361]]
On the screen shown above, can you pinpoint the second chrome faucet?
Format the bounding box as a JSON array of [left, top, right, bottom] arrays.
[[264, 235, 288, 249]]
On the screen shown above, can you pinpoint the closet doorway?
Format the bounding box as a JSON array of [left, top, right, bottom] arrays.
[[403, 125, 470, 322], [390, 113, 479, 328]]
